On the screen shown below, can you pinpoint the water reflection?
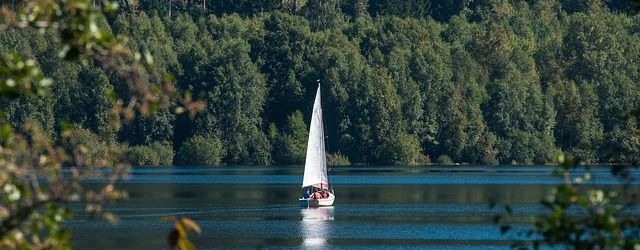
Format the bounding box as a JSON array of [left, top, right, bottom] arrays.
[[301, 207, 334, 248]]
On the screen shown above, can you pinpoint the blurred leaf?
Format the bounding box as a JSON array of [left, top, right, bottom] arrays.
[[167, 217, 201, 250], [179, 218, 201, 234], [167, 228, 179, 250], [177, 239, 195, 250]]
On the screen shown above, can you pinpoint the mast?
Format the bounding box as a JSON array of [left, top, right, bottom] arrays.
[[318, 81, 327, 190]]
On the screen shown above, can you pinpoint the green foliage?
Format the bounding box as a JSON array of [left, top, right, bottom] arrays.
[[126, 141, 174, 166], [2, 0, 640, 248], [550, 80, 603, 163], [2, 0, 640, 168], [0, 53, 52, 98], [175, 134, 224, 166], [302, 0, 346, 30], [496, 155, 640, 249], [184, 23, 269, 164], [273, 111, 308, 164], [51, 65, 117, 141], [0, 0, 201, 249], [436, 155, 454, 165], [126, 146, 159, 166], [241, 126, 273, 165], [120, 109, 175, 145], [14, 204, 73, 249], [66, 124, 108, 161], [376, 132, 422, 165], [327, 152, 351, 166], [605, 117, 640, 164]]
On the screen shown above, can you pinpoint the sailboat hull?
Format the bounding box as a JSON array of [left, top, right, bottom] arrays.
[[299, 192, 335, 207]]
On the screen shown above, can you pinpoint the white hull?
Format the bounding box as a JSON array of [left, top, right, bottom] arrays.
[[299, 192, 335, 207]]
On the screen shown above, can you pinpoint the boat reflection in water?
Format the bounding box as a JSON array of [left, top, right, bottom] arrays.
[[301, 206, 335, 248]]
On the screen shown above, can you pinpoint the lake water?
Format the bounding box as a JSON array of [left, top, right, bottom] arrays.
[[69, 166, 638, 249]]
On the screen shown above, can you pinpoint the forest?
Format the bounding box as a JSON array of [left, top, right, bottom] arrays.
[[2, 0, 640, 166]]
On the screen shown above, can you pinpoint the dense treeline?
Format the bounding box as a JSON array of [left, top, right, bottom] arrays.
[[2, 0, 639, 165]]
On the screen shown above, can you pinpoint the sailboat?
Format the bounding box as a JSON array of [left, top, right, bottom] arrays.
[[299, 83, 335, 207]]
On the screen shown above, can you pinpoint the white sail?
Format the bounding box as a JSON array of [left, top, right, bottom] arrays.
[[302, 85, 328, 189]]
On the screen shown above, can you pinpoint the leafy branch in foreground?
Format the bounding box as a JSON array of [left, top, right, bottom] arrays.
[[166, 217, 201, 250], [0, 0, 203, 249], [495, 155, 640, 249]]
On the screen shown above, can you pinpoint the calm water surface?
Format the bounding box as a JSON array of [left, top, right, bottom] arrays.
[[69, 166, 638, 249]]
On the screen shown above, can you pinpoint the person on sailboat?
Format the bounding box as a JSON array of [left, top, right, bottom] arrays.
[[303, 189, 311, 199]]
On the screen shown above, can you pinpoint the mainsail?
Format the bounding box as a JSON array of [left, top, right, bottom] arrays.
[[302, 85, 328, 189]]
